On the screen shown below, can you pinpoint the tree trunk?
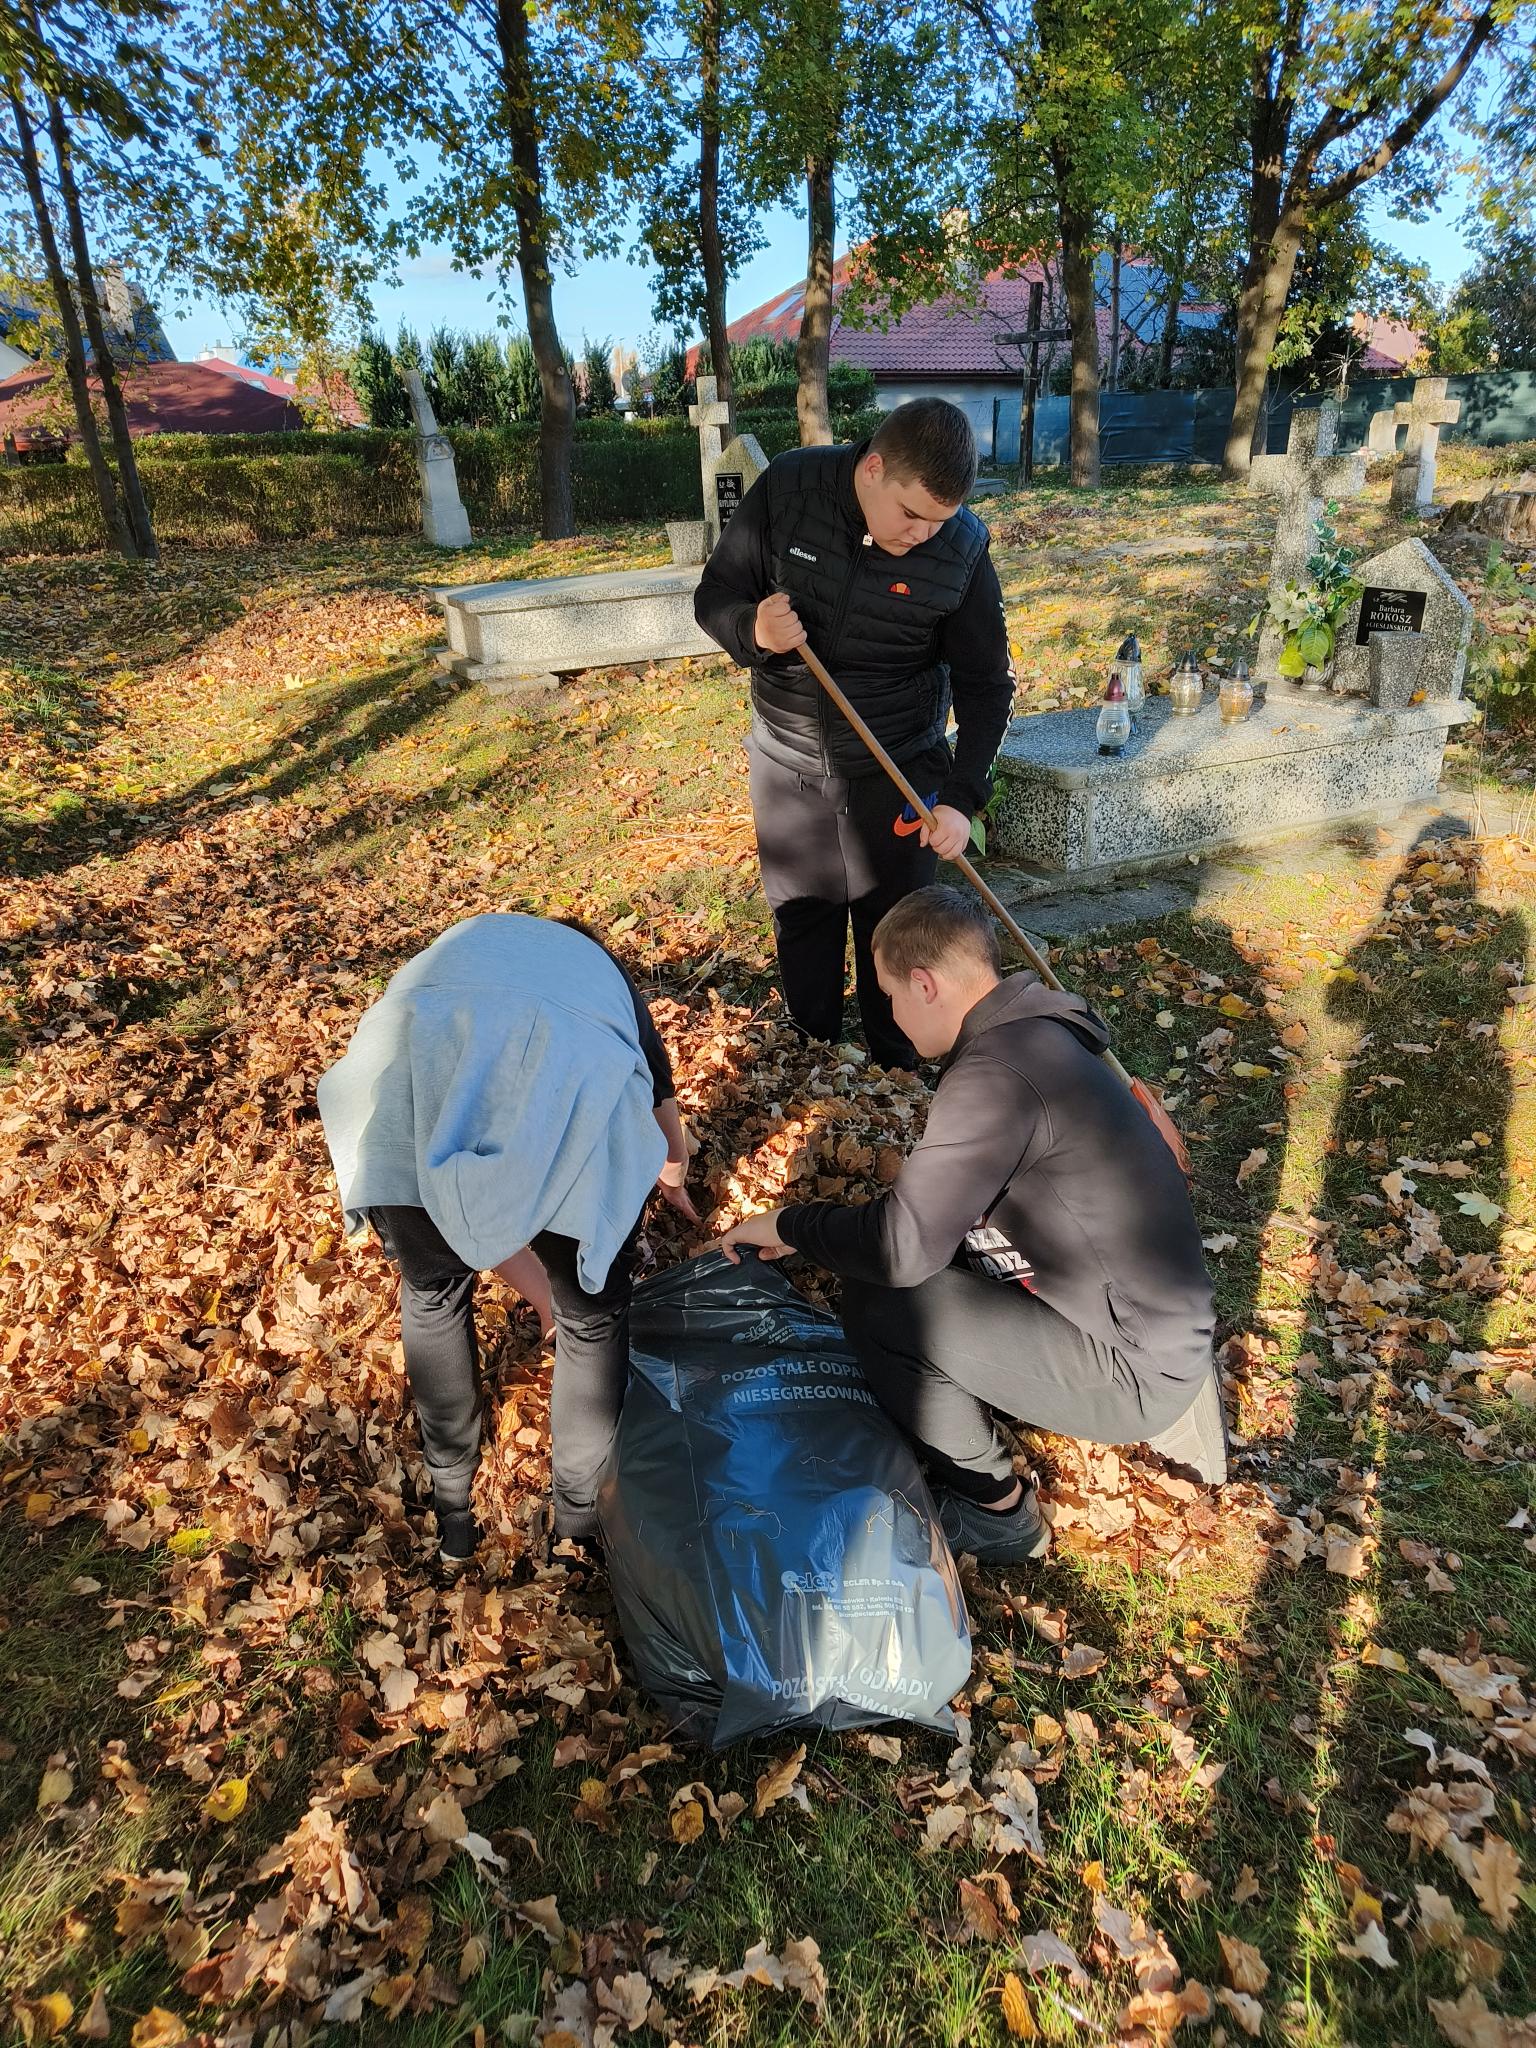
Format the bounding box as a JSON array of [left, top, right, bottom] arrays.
[[1157, 257, 1184, 386], [1223, 212, 1304, 479], [45, 91, 158, 562], [797, 152, 835, 446], [698, 0, 733, 432], [1057, 200, 1101, 488], [1223, 61, 1290, 478], [495, 0, 575, 538], [2, 87, 132, 557]]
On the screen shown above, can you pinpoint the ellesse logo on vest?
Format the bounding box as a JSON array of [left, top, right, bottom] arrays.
[[787, 544, 819, 563]]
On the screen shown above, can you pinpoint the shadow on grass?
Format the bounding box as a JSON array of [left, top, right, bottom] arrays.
[[1183, 836, 1535, 2043]]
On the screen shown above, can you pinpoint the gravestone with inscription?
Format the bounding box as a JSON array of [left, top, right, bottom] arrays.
[[404, 370, 472, 550], [706, 431, 768, 551], [1327, 535, 1473, 703], [990, 463, 1476, 875], [1250, 402, 1368, 685], [689, 376, 730, 552]]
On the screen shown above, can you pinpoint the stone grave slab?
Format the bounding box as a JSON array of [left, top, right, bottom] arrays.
[[990, 694, 1476, 877], [435, 564, 715, 686], [1328, 536, 1473, 701]]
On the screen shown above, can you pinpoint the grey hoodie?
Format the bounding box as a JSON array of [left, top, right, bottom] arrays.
[[778, 974, 1214, 1394]]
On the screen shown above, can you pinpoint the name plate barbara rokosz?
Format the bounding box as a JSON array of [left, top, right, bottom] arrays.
[[1355, 584, 1429, 644]]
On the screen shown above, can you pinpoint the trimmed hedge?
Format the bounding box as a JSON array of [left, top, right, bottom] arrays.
[[0, 408, 888, 556]]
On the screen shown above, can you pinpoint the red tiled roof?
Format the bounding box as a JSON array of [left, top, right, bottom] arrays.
[[693, 256, 1217, 380], [200, 354, 365, 425], [0, 359, 307, 446], [1352, 312, 1423, 372]]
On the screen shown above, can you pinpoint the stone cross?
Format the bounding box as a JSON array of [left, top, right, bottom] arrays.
[[1250, 401, 1368, 682], [689, 374, 733, 550], [1389, 375, 1461, 514], [404, 369, 472, 550]]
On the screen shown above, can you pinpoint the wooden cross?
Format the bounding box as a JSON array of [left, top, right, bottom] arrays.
[[1250, 402, 1367, 680], [1389, 376, 1461, 513]]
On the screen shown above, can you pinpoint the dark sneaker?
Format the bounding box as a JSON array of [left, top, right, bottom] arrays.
[[936, 1484, 1050, 1564], [435, 1508, 481, 1570], [1143, 1368, 1229, 1486]]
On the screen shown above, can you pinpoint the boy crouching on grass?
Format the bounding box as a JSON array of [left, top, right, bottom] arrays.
[[715, 885, 1225, 1561]]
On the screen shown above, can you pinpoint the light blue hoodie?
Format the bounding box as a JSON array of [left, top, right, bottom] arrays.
[[317, 914, 665, 1290]]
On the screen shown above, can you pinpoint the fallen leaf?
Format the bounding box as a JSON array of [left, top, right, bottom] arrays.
[[1000, 1972, 1039, 2039], [1361, 1643, 1408, 1673], [1336, 1919, 1396, 1969], [202, 1777, 248, 1824], [1236, 1148, 1268, 1186], [1218, 1933, 1270, 1994], [36, 1765, 73, 1810], [129, 2012, 188, 2048], [1215, 1987, 1264, 2037], [753, 1744, 806, 1819], [1061, 1642, 1108, 1680], [1015, 1930, 1088, 1984], [1465, 1836, 1523, 1932]]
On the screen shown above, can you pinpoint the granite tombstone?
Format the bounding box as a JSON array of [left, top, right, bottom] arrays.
[[404, 370, 473, 550], [1250, 403, 1368, 684], [1328, 535, 1473, 705]]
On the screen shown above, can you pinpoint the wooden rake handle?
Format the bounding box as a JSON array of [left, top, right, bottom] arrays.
[[797, 640, 1189, 1170]]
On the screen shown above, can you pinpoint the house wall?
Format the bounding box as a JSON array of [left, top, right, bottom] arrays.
[[0, 340, 31, 377]]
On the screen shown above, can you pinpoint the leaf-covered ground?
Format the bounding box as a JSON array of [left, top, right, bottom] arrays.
[[2, 483, 1535, 2048]]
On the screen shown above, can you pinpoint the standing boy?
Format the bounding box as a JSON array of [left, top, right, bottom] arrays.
[[714, 886, 1225, 1562], [694, 398, 1014, 1069]]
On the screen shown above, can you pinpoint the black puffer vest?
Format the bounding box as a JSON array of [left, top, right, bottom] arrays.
[[751, 442, 989, 780]]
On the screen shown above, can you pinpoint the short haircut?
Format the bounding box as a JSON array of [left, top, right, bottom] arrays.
[[873, 885, 1001, 980], [869, 397, 978, 507]]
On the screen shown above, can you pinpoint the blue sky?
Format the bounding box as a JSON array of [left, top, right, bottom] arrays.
[[160, 183, 1480, 368]]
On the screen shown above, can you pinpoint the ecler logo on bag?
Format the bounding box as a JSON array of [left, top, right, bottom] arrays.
[[781, 1569, 838, 1595]]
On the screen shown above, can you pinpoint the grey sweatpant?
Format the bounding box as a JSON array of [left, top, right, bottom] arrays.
[[841, 1264, 1210, 1503], [369, 1204, 642, 1540]]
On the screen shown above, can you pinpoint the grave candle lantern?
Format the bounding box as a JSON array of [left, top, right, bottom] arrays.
[[1113, 633, 1144, 718], [1096, 674, 1132, 755], [1219, 657, 1255, 724], [1168, 652, 1202, 716]]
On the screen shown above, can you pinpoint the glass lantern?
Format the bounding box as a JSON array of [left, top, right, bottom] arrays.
[[1168, 652, 1203, 717], [1113, 633, 1144, 720], [1096, 674, 1132, 755], [1219, 657, 1255, 724]]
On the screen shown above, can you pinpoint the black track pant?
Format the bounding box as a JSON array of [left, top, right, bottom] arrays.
[[369, 1204, 642, 1539], [841, 1264, 1207, 1504], [748, 735, 949, 1070]]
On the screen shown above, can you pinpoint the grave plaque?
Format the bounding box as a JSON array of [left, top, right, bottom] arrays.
[[1355, 585, 1428, 644], [704, 432, 768, 555], [1330, 536, 1472, 701], [715, 470, 744, 529]]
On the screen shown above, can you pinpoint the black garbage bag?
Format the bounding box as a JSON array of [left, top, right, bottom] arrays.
[[597, 1249, 972, 1748]]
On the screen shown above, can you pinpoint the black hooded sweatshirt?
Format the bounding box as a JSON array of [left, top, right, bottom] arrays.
[[777, 974, 1215, 1396]]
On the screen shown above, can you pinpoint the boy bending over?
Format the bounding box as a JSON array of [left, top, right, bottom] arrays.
[[716, 886, 1225, 1561]]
